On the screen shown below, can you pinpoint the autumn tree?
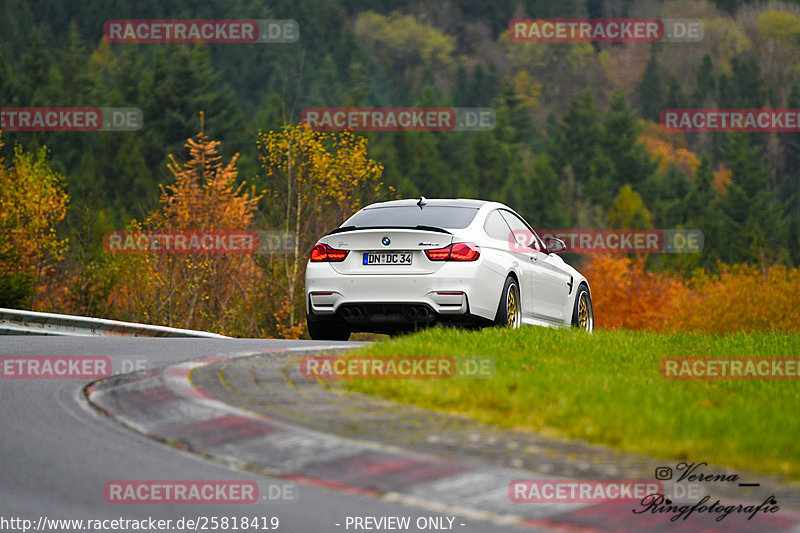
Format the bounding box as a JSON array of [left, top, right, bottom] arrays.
[[256, 123, 388, 336], [639, 123, 700, 178], [607, 184, 652, 229], [111, 116, 262, 335], [0, 132, 69, 308]]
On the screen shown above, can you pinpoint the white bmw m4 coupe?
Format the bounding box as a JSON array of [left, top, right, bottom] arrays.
[[305, 198, 593, 340]]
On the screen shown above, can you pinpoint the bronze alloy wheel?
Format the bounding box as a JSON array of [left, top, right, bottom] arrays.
[[577, 290, 593, 331], [507, 282, 521, 328]]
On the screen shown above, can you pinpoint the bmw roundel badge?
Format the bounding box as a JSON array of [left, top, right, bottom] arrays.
[[382, 237, 391, 246]]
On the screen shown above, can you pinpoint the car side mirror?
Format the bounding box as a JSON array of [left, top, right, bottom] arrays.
[[544, 237, 567, 254]]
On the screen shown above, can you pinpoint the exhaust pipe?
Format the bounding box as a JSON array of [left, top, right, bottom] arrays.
[[418, 307, 430, 318], [351, 307, 363, 318], [406, 307, 418, 319], [340, 308, 352, 319]]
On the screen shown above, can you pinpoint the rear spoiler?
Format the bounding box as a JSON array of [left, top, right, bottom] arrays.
[[328, 225, 452, 235]]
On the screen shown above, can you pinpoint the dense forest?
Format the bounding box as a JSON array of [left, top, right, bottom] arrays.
[[2, 0, 800, 335]]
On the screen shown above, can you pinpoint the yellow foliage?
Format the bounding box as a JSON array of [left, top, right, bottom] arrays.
[[0, 131, 69, 308], [757, 11, 800, 43], [607, 185, 652, 229], [511, 71, 542, 109], [258, 123, 386, 229], [670, 264, 800, 333], [257, 122, 389, 336], [354, 12, 455, 72], [582, 255, 800, 334], [499, 35, 596, 77]]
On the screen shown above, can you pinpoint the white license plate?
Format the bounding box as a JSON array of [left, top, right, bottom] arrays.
[[363, 252, 412, 265]]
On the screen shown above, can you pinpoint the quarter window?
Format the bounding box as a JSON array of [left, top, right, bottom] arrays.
[[483, 210, 512, 240], [498, 210, 542, 251]]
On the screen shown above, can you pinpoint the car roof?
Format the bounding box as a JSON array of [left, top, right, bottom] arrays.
[[362, 198, 491, 209]]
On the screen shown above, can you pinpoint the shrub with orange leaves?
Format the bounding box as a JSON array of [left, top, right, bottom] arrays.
[[668, 264, 800, 334], [581, 254, 688, 330], [582, 254, 800, 333]]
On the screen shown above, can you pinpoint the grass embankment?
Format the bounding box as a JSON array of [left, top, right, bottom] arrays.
[[342, 326, 800, 479]]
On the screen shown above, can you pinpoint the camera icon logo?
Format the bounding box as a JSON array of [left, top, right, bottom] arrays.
[[655, 467, 673, 480]]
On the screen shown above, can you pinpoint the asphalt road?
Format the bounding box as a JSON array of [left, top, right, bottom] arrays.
[[0, 337, 534, 533]]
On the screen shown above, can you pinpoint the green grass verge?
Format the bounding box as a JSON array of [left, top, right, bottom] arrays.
[[342, 326, 800, 480]]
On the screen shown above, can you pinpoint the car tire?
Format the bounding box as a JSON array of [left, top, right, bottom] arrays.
[[571, 284, 594, 332], [306, 315, 351, 341], [494, 276, 521, 328]]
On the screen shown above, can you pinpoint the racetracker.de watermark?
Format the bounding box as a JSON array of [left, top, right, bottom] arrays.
[[103, 230, 297, 256], [661, 357, 800, 380], [1, 108, 142, 131], [1, 356, 111, 379], [104, 230, 258, 255], [104, 481, 257, 504], [300, 355, 495, 379], [104, 481, 296, 504], [103, 230, 295, 255], [509, 19, 702, 42], [104, 19, 298, 43], [510, 479, 664, 503], [662, 108, 800, 132], [511, 229, 704, 254], [301, 107, 495, 131]]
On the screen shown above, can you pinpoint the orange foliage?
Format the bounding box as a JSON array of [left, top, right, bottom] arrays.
[[669, 264, 800, 333], [158, 132, 259, 231], [713, 164, 731, 194], [109, 116, 263, 335], [107, 120, 390, 338], [582, 255, 800, 333], [581, 254, 688, 330], [639, 125, 700, 177]]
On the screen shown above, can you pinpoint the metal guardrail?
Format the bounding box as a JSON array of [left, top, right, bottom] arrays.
[[0, 308, 229, 338]]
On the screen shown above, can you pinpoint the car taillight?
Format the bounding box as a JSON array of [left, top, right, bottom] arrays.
[[424, 242, 480, 261], [310, 243, 349, 262], [450, 242, 480, 260], [424, 246, 451, 261]]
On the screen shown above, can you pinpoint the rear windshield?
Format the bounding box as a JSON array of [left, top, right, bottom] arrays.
[[341, 206, 479, 230]]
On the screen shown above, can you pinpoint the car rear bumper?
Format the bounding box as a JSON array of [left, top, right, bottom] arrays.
[[305, 262, 502, 328]]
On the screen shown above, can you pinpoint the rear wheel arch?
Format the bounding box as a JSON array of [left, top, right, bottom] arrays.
[[503, 269, 522, 310], [504, 269, 520, 296], [494, 275, 522, 328]]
